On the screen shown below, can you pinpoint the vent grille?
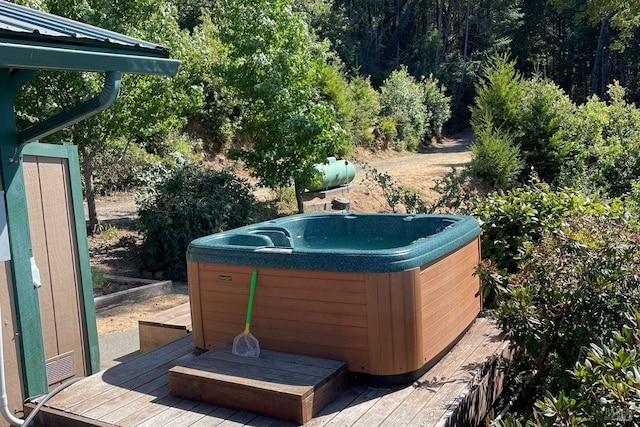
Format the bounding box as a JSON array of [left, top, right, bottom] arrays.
[[46, 351, 74, 385]]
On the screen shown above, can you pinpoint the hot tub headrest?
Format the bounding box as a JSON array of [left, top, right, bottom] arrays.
[[227, 234, 274, 247], [249, 227, 294, 248]]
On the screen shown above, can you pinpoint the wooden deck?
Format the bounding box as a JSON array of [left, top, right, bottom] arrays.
[[138, 302, 192, 353], [26, 315, 508, 427]]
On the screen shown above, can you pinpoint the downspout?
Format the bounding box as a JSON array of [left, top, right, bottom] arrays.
[[15, 70, 121, 146]]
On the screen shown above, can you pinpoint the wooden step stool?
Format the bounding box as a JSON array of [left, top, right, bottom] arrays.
[[138, 303, 192, 353], [168, 345, 348, 425]]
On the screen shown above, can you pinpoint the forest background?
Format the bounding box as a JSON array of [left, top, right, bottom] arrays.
[[13, 0, 640, 230]]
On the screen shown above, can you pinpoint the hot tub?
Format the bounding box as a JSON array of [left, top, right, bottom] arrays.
[[187, 213, 481, 383]]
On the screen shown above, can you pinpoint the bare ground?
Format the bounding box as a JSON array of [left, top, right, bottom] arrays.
[[90, 130, 473, 334]]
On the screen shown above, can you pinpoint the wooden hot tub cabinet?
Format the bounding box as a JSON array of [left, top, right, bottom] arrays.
[[187, 237, 481, 383]]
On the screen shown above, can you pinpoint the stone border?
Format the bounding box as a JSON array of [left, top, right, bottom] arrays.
[[94, 274, 173, 312]]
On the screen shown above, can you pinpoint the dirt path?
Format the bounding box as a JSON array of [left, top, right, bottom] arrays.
[[363, 130, 473, 174], [91, 129, 473, 220], [318, 129, 474, 212]]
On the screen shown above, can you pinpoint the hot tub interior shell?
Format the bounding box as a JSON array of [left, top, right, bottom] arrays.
[[187, 236, 481, 381]]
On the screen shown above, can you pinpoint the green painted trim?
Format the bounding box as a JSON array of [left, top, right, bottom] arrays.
[[20, 142, 68, 157], [9, 69, 36, 96], [0, 69, 47, 399], [0, 42, 180, 75], [22, 142, 100, 374]]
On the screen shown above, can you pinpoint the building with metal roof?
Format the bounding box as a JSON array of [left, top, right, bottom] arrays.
[[0, 2, 181, 424], [0, 0, 178, 73]]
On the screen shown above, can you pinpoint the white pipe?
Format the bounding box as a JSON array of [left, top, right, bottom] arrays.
[[0, 301, 23, 426]]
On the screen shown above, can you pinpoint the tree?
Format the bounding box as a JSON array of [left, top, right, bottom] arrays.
[[13, 0, 205, 232], [379, 66, 428, 151], [210, 0, 348, 213]]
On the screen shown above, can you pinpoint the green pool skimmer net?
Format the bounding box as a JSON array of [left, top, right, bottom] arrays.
[[232, 269, 260, 357]]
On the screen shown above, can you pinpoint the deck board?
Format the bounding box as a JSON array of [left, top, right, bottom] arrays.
[[27, 316, 507, 427]]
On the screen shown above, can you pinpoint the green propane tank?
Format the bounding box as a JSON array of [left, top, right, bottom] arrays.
[[307, 157, 356, 191]]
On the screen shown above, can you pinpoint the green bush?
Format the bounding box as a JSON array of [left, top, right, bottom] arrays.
[[488, 215, 640, 406], [378, 117, 398, 149], [93, 141, 155, 195], [532, 315, 640, 426], [318, 58, 356, 149], [137, 163, 255, 280], [362, 164, 478, 215], [470, 53, 524, 133], [470, 115, 524, 189], [517, 78, 573, 181], [470, 53, 574, 184], [348, 76, 381, 149], [475, 180, 630, 274], [422, 75, 451, 144], [430, 168, 480, 215], [361, 163, 429, 213], [554, 82, 640, 196], [380, 66, 427, 151]]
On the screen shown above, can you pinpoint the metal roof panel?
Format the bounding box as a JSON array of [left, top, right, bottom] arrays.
[[0, 1, 169, 56]]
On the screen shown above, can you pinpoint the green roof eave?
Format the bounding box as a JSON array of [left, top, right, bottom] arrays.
[[0, 42, 179, 75]]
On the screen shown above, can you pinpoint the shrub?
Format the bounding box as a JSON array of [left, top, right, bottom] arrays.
[[554, 82, 640, 196], [532, 315, 640, 426], [470, 53, 574, 184], [489, 215, 640, 406], [318, 58, 356, 146], [470, 115, 524, 189], [494, 215, 640, 424], [430, 168, 480, 214], [137, 163, 255, 280], [93, 131, 202, 195], [362, 164, 479, 215], [362, 164, 427, 213], [517, 78, 573, 181], [470, 53, 524, 133], [475, 179, 630, 274], [422, 75, 451, 144], [348, 76, 381, 149], [380, 66, 427, 151], [378, 117, 398, 149], [92, 141, 154, 195]]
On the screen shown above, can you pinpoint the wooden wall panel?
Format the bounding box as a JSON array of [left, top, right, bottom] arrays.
[[40, 157, 85, 379], [23, 159, 57, 359], [0, 261, 25, 420], [24, 156, 86, 383], [365, 274, 382, 374], [404, 268, 423, 370], [187, 261, 204, 348], [375, 274, 394, 373]]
